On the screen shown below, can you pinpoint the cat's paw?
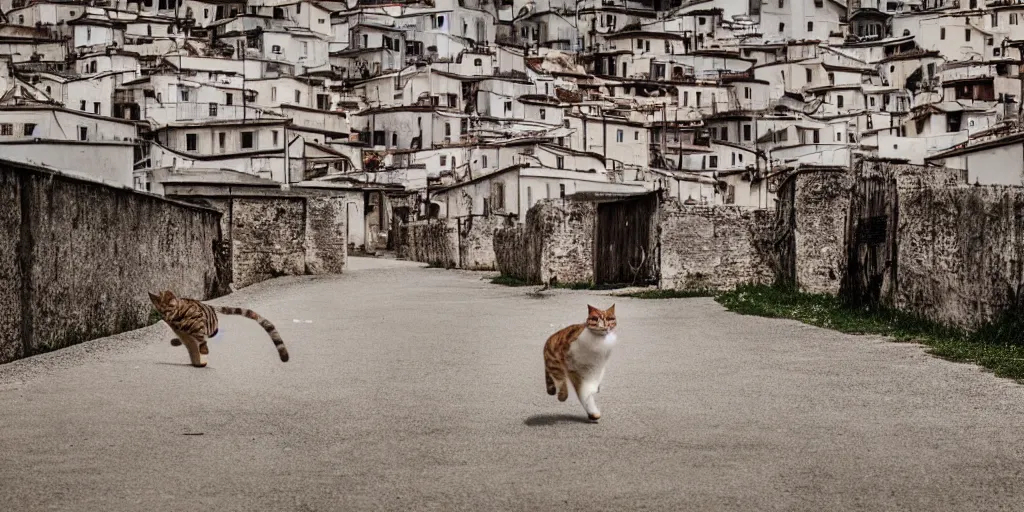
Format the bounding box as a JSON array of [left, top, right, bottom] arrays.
[[587, 412, 601, 422]]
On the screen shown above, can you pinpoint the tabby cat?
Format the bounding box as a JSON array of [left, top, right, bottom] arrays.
[[148, 290, 290, 367], [543, 304, 617, 421]]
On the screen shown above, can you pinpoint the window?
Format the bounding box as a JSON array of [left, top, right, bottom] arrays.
[[271, 87, 277, 101], [225, 93, 233, 106], [80, 100, 86, 111], [743, 124, 752, 141], [272, 131, 279, 146], [218, 132, 225, 150], [319, 18, 325, 24], [180, 88, 190, 101], [89, 61, 97, 73], [807, 21, 813, 32], [806, 68, 812, 83], [721, 127, 728, 140], [559, 184, 565, 198], [504, 100, 512, 112], [965, 29, 971, 42], [78, 126, 88, 141], [778, 0, 783, 6], [241, 131, 254, 149], [23, 123, 35, 136], [696, 92, 702, 105], [444, 123, 452, 138], [1013, 14, 1020, 25], [636, 38, 643, 49], [539, 108, 546, 120], [698, 17, 706, 25], [993, 13, 1000, 27], [209, 103, 218, 116], [272, 45, 282, 54], [616, 129, 624, 143], [837, 95, 844, 108], [295, 90, 301, 103], [940, 27, 946, 40], [682, 91, 689, 106], [391, 133, 397, 146], [744, 87, 751, 99], [482, 155, 488, 167], [86, 27, 91, 40], [93, 102, 100, 114], [870, 97, 876, 107], [527, 187, 532, 207], [812, 129, 820, 144], [302, 42, 308, 56], [0, 124, 11, 135], [474, 58, 482, 66], [709, 155, 718, 168], [779, 22, 785, 32], [440, 155, 447, 166], [634, 131, 639, 141], [204, 8, 209, 18], [556, 156, 564, 169], [186, 133, 198, 151], [17, 15, 23, 24]]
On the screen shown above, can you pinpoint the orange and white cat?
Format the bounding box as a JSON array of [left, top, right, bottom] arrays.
[[543, 304, 617, 421]]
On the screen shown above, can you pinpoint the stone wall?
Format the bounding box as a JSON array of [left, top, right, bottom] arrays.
[[793, 170, 852, 294], [494, 223, 540, 282], [458, 215, 511, 271], [399, 219, 460, 268], [172, 192, 349, 289], [659, 201, 773, 291], [534, 200, 596, 285], [0, 160, 225, 364]]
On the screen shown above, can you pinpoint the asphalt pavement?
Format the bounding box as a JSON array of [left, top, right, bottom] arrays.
[[2, 257, 1023, 511]]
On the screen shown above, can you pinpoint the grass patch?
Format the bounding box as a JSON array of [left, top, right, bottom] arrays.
[[716, 284, 1024, 382], [616, 288, 716, 299], [490, 275, 532, 287], [148, 308, 164, 326]]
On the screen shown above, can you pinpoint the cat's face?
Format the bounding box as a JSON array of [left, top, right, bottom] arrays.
[[586, 304, 616, 334], [147, 290, 178, 313]]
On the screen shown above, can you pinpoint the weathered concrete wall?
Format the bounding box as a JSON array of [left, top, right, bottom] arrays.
[[0, 160, 225, 364], [895, 183, 1024, 329], [173, 193, 349, 290], [794, 170, 852, 294], [400, 219, 460, 268], [659, 201, 773, 291], [458, 215, 511, 271]]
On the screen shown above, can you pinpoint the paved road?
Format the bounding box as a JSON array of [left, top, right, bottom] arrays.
[[2, 258, 1024, 511]]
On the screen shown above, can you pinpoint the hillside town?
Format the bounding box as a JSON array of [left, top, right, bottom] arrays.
[[0, 0, 1022, 252]]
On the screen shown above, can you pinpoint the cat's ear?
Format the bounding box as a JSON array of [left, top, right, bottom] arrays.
[[606, 304, 615, 316], [147, 292, 159, 302], [587, 304, 599, 315]]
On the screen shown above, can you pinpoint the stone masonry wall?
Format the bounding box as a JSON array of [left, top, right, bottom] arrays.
[[174, 194, 349, 290], [535, 199, 596, 285], [895, 182, 1024, 329], [458, 215, 511, 271], [659, 200, 773, 291], [399, 219, 460, 268], [794, 170, 852, 295], [0, 161, 225, 364]]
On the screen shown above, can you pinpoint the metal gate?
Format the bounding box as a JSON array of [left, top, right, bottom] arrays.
[[840, 174, 898, 308], [594, 194, 659, 286]]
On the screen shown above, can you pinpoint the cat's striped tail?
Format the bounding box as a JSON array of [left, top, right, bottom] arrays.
[[215, 306, 290, 362]]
